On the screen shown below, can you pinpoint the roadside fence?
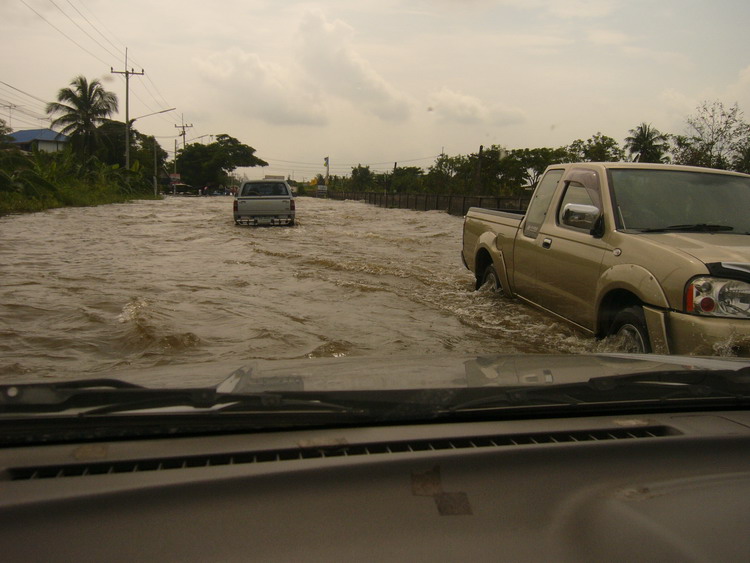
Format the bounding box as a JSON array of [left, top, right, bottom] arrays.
[[328, 192, 531, 216]]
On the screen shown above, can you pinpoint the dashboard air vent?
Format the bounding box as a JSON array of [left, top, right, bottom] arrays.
[[9, 425, 678, 481]]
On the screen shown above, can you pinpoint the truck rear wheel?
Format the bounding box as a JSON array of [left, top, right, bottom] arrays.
[[609, 306, 651, 353], [478, 263, 501, 292]]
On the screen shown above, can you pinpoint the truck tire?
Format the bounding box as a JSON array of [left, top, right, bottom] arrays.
[[478, 263, 501, 292], [609, 306, 651, 353]]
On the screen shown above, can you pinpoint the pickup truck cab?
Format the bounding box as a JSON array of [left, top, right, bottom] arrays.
[[233, 179, 295, 226], [462, 162, 750, 355]]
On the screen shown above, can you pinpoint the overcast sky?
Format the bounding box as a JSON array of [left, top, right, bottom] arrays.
[[3, 0, 750, 180]]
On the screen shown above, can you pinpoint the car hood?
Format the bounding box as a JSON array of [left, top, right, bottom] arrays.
[[107, 353, 750, 394], [645, 232, 750, 265]]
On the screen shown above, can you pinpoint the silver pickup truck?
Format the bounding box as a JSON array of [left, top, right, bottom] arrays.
[[462, 162, 750, 356], [233, 179, 295, 226]]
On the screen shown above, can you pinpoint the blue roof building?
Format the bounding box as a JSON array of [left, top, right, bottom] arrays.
[[9, 129, 69, 153]]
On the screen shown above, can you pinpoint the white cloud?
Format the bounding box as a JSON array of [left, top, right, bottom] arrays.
[[543, 0, 618, 18], [586, 29, 692, 69], [427, 88, 525, 126], [295, 11, 413, 121], [726, 65, 750, 111], [193, 48, 327, 126]]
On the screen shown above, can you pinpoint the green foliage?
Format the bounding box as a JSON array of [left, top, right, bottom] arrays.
[[733, 141, 750, 174], [391, 166, 424, 193], [350, 164, 375, 190], [0, 118, 12, 148], [176, 134, 267, 187], [93, 119, 169, 176], [624, 123, 670, 163], [0, 148, 155, 215], [46, 76, 119, 160], [672, 100, 750, 169], [568, 132, 625, 162]]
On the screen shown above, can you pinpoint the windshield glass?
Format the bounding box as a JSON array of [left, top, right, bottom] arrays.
[[2, 1, 750, 428], [241, 182, 289, 196], [610, 169, 750, 232]]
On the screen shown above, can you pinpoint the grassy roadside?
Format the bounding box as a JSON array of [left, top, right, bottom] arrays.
[[0, 184, 159, 215], [1, 149, 159, 216]]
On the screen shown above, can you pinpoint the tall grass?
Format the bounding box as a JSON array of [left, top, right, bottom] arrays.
[[0, 148, 157, 215]]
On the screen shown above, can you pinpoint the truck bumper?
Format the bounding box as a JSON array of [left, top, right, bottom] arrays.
[[234, 215, 294, 226], [648, 307, 750, 356]]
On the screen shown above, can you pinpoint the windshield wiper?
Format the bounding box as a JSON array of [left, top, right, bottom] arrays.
[[639, 224, 735, 233], [445, 369, 750, 414], [0, 379, 367, 417]]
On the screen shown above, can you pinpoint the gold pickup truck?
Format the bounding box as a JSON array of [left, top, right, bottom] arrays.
[[461, 163, 750, 355]]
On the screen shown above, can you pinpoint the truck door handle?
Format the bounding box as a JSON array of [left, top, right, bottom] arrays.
[[542, 238, 552, 249]]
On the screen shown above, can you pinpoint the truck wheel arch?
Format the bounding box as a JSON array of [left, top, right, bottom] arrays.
[[474, 246, 509, 292], [595, 265, 670, 338]]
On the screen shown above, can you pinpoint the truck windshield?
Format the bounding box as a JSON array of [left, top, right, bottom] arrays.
[[610, 169, 750, 233], [241, 183, 288, 196]]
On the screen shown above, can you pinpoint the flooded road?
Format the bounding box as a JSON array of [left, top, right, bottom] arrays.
[[1, 196, 605, 384]]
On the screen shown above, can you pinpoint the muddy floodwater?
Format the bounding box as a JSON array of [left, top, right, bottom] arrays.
[[1, 196, 615, 385]]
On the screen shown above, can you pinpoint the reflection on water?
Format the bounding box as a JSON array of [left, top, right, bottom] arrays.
[[1, 196, 608, 382]]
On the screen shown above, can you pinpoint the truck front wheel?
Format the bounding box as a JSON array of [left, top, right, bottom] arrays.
[[478, 263, 501, 292], [609, 306, 651, 353]]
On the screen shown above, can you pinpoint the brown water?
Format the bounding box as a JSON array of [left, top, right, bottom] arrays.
[[1, 196, 604, 384]]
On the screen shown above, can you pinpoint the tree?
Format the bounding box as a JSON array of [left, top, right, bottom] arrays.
[[426, 154, 470, 194], [673, 100, 750, 169], [568, 133, 625, 162], [507, 147, 572, 188], [350, 164, 375, 190], [46, 76, 118, 160], [391, 166, 424, 193], [733, 140, 750, 174], [624, 123, 670, 163], [669, 134, 706, 167], [0, 118, 12, 147], [94, 120, 167, 174], [175, 134, 267, 187]]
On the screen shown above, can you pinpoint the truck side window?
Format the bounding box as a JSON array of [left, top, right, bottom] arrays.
[[557, 182, 594, 226], [522, 169, 564, 238]]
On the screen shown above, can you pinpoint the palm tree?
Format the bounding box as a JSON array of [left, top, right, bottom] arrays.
[[624, 123, 669, 163], [46, 76, 118, 160]]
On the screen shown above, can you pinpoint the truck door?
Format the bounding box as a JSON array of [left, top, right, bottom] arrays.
[[532, 170, 608, 331], [512, 169, 564, 302]]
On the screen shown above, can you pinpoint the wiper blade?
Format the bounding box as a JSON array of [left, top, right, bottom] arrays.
[[0, 379, 366, 417], [640, 224, 734, 233], [446, 368, 750, 413]]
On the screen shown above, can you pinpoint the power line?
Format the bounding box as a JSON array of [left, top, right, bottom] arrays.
[[65, 0, 125, 57], [66, 0, 175, 112], [68, 0, 175, 113], [20, 0, 111, 66], [48, 0, 122, 62], [0, 80, 49, 105], [23, 0, 178, 125]]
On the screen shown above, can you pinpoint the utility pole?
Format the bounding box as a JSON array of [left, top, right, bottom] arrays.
[[1, 103, 17, 128], [175, 115, 193, 149], [111, 48, 144, 170], [324, 156, 330, 184], [473, 145, 483, 193], [153, 139, 158, 196]]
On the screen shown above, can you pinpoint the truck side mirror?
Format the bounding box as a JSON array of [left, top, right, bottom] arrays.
[[561, 203, 602, 233]]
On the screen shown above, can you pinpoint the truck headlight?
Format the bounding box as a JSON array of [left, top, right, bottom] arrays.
[[685, 277, 750, 318]]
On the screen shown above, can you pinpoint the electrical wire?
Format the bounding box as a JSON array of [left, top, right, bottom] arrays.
[[20, 0, 111, 66], [64, 0, 126, 57], [48, 0, 122, 62]]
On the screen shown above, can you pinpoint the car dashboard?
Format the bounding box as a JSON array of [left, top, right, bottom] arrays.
[[1, 409, 749, 562]]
